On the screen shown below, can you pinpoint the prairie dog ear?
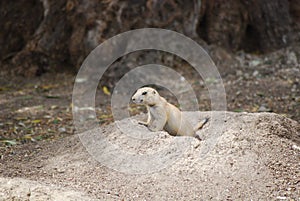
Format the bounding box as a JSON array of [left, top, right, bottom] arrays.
[[153, 90, 156, 94]]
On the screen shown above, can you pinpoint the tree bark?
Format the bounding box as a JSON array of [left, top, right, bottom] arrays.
[[198, 0, 292, 52], [0, 0, 298, 76]]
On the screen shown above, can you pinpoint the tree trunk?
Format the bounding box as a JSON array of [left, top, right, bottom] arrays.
[[198, 0, 292, 52], [0, 0, 298, 76]]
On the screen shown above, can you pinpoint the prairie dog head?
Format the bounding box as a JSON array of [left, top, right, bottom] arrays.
[[132, 87, 160, 106]]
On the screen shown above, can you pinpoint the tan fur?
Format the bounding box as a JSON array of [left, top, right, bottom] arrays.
[[132, 87, 208, 139]]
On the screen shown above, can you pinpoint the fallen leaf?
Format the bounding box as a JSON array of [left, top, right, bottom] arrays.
[[75, 77, 88, 83], [52, 119, 61, 124], [34, 135, 43, 141], [41, 85, 57, 90], [18, 122, 26, 127], [251, 105, 259, 112], [0, 140, 17, 146], [32, 119, 41, 124], [234, 109, 244, 112], [45, 95, 60, 99], [22, 135, 36, 142], [256, 92, 264, 97], [16, 105, 43, 115], [20, 95, 33, 100], [102, 86, 111, 95], [0, 87, 9, 91], [50, 105, 58, 110], [14, 116, 28, 121]]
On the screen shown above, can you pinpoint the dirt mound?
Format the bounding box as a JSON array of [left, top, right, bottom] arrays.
[[0, 177, 95, 201], [1, 112, 299, 200]]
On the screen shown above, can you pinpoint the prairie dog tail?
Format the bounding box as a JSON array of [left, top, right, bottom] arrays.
[[193, 117, 210, 131]]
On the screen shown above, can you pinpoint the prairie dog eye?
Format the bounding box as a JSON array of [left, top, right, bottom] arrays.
[[142, 91, 147, 95]]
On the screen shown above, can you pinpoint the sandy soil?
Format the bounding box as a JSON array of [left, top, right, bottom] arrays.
[[0, 111, 299, 200]]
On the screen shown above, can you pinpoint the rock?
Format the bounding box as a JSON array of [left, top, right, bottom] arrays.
[[292, 144, 300, 151], [258, 105, 272, 112], [58, 127, 66, 133], [286, 51, 298, 65], [252, 70, 259, 77], [249, 60, 261, 67], [276, 196, 287, 200]]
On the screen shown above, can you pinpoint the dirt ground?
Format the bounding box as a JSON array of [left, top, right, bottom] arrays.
[[0, 111, 299, 200], [0, 44, 299, 200]]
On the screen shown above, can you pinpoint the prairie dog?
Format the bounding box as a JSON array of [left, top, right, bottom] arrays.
[[131, 87, 208, 139]]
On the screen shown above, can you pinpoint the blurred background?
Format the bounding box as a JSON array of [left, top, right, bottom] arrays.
[[0, 0, 299, 145]]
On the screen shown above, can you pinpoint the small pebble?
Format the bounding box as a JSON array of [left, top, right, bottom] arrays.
[[249, 60, 261, 67], [258, 105, 271, 112], [292, 144, 300, 151], [58, 127, 66, 133], [252, 70, 259, 77], [276, 196, 287, 200]]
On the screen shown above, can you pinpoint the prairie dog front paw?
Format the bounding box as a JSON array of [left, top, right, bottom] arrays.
[[148, 124, 160, 132], [138, 121, 148, 126]]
